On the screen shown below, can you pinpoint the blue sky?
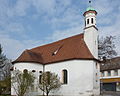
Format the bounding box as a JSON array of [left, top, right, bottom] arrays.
[[0, 0, 120, 60]]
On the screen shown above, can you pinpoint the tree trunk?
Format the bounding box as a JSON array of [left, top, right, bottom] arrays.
[[46, 92, 49, 96]]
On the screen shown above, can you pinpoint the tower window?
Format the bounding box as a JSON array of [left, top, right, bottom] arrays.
[[87, 19, 89, 24], [62, 69, 68, 84], [91, 18, 94, 24], [85, 19, 86, 26]]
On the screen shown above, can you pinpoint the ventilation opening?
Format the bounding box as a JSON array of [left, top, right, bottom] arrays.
[[52, 49, 59, 56], [52, 45, 63, 56]]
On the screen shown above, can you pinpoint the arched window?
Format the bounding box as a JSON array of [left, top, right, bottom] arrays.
[[62, 69, 68, 84], [39, 75, 42, 84], [91, 18, 94, 24], [85, 19, 86, 26], [87, 19, 89, 24], [39, 71, 42, 84]]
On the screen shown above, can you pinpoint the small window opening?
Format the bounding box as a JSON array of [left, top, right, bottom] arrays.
[[39, 71, 42, 73], [91, 18, 94, 24], [32, 70, 36, 72], [87, 19, 89, 24]]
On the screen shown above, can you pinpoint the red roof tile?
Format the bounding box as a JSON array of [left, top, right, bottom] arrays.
[[13, 33, 96, 64], [100, 57, 120, 71]]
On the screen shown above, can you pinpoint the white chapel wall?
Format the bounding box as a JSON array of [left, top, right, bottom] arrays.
[[84, 27, 98, 59], [12, 62, 43, 96], [45, 60, 100, 96]]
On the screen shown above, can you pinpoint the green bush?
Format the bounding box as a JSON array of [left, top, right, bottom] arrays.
[[0, 95, 11, 96]]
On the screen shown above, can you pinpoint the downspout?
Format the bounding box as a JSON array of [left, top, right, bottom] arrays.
[[43, 64, 45, 96]]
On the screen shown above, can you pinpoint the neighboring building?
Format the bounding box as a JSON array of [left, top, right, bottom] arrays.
[[100, 57, 120, 92], [11, 5, 100, 96]]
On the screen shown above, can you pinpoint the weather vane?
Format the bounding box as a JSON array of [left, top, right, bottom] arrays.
[[89, 1, 91, 3], [89, 1, 92, 7]]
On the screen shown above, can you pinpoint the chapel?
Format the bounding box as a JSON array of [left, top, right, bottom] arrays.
[[12, 3, 100, 96]]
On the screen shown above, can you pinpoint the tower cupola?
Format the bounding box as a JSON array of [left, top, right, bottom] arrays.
[[83, 1, 97, 28]]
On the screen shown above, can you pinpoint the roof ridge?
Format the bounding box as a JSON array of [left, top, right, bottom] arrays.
[[31, 33, 84, 50]]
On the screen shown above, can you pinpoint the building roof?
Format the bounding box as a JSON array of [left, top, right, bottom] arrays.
[[13, 33, 96, 64], [100, 57, 120, 71], [86, 7, 96, 11]]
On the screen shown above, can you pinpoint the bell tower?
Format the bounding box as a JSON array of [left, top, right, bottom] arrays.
[[83, 1, 98, 59], [83, 1, 97, 28]]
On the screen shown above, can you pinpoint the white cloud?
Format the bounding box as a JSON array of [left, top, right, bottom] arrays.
[[0, 34, 46, 60], [49, 26, 83, 41], [5, 23, 25, 34], [0, 34, 25, 59], [0, 0, 120, 60], [32, 0, 56, 16], [7, 0, 32, 17], [94, 0, 114, 16]]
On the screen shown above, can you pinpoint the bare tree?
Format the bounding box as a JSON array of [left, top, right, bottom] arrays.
[[11, 69, 35, 96], [38, 71, 61, 96], [98, 36, 117, 60]]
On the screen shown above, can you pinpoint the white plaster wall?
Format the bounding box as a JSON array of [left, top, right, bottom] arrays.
[[84, 27, 98, 59], [118, 69, 120, 76], [12, 60, 100, 96], [104, 71, 108, 77], [45, 60, 100, 96], [11, 62, 43, 96], [111, 70, 114, 76]]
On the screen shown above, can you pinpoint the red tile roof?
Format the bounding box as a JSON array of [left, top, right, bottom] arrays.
[[100, 57, 120, 71], [13, 33, 96, 64]]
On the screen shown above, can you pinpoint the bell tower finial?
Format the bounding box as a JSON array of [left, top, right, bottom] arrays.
[[89, 1, 92, 7]]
